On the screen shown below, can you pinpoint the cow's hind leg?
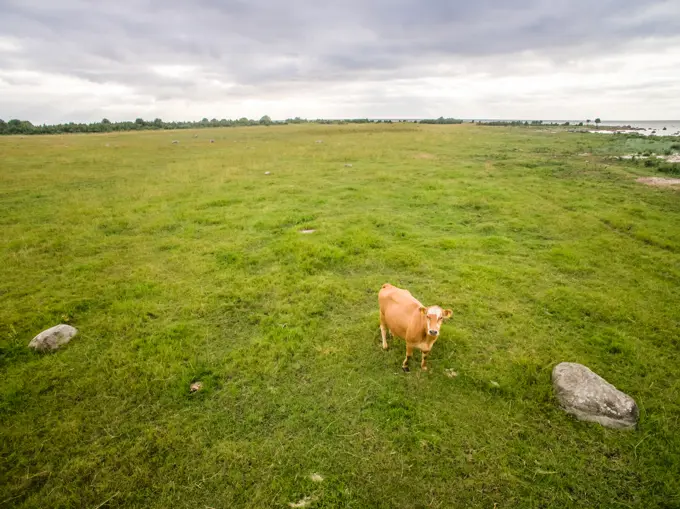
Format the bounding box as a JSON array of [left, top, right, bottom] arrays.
[[402, 344, 413, 372], [380, 313, 388, 350]]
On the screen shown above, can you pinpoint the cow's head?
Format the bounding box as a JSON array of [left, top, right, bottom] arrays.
[[420, 306, 452, 337]]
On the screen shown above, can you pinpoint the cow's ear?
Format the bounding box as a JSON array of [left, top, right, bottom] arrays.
[[420, 306, 427, 316], [442, 309, 453, 319]]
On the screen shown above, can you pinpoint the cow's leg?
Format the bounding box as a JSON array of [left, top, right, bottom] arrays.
[[421, 348, 431, 371], [379, 314, 388, 350], [402, 344, 413, 372]]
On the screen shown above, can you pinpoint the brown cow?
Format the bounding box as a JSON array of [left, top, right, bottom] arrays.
[[379, 283, 452, 371]]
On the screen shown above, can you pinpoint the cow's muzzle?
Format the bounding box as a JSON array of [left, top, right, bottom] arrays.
[[428, 330, 439, 337]]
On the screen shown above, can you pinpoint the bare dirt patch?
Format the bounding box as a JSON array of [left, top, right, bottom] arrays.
[[636, 177, 680, 187], [414, 153, 436, 159]]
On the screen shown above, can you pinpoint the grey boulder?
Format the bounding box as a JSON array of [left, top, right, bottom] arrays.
[[28, 324, 78, 351], [552, 362, 638, 430]]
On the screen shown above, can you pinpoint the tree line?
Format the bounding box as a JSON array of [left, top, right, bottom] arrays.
[[476, 119, 601, 127], [3, 115, 604, 136], [0, 116, 466, 135], [0, 116, 275, 135]]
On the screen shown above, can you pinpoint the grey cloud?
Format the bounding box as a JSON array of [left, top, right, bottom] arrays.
[[1, 0, 679, 121], [4, 1, 678, 65]]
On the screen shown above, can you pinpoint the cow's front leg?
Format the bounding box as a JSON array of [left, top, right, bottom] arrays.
[[421, 349, 431, 371], [402, 344, 413, 372]]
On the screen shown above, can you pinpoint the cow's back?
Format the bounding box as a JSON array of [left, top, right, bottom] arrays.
[[379, 284, 422, 339]]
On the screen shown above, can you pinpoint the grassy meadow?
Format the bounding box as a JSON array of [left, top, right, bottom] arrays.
[[1, 123, 679, 508]]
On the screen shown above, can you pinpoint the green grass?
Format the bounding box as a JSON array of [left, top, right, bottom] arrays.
[[1, 124, 679, 508], [593, 134, 680, 157], [592, 134, 680, 176]]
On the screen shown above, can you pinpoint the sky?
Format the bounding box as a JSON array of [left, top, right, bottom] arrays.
[[0, 0, 679, 124]]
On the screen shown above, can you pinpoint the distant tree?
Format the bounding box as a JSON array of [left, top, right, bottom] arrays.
[[418, 117, 463, 125], [0, 119, 6, 134], [595, 118, 601, 127], [586, 119, 591, 123], [97, 118, 112, 132], [135, 118, 144, 125], [259, 115, 272, 126], [7, 119, 34, 134], [153, 118, 163, 128]]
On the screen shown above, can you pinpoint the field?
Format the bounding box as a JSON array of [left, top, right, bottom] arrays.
[[1, 124, 679, 508]]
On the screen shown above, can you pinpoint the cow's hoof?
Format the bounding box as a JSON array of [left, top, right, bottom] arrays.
[[402, 366, 410, 373]]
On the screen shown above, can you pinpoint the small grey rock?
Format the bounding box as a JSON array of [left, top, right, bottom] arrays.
[[315, 140, 323, 143], [344, 163, 353, 167], [29, 324, 78, 351], [172, 140, 179, 144], [210, 139, 215, 143], [264, 171, 271, 175], [552, 362, 638, 430]]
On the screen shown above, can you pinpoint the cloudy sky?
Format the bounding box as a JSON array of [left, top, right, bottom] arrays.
[[1, 0, 679, 124]]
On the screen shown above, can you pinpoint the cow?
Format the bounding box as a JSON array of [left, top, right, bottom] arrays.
[[378, 283, 452, 372]]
